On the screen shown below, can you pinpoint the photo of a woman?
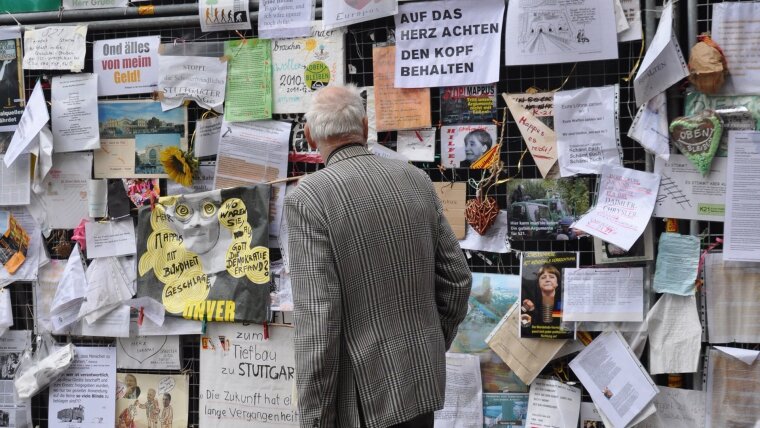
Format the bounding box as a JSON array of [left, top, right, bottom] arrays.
[[520, 252, 577, 339]]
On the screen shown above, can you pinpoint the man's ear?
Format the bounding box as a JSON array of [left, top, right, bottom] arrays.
[[304, 124, 317, 150], [363, 116, 369, 141]]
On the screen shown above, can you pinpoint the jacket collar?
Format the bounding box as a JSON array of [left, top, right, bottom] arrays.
[[325, 143, 372, 166]]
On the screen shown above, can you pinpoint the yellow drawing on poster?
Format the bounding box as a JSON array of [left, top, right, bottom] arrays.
[[138, 195, 269, 319]]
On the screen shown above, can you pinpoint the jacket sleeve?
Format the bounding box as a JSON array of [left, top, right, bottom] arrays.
[[431, 189, 473, 350], [284, 192, 342, 428]]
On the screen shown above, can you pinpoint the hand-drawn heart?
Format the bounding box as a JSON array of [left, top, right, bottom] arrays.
[[118, 336, 168, 365], [669, 112, 722, 176], [345, 0, 371, 10], [465, 196, 499, 235]]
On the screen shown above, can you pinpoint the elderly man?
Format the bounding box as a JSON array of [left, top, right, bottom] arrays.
[[285, 84, 472, 428]]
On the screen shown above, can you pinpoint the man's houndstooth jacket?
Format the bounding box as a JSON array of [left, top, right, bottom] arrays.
[[284, 144, 472, 428]]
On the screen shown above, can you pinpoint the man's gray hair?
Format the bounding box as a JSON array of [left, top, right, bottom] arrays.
[[304, 84, 366, 143]]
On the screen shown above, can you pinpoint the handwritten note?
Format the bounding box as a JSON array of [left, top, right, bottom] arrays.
[[373, 46, 431, 132], [23, 25, 87, 71], [200, 323, 298, 427], [503, 92, 558, 178], [573, 165, 660, 251], [434, 182, 466, 239]]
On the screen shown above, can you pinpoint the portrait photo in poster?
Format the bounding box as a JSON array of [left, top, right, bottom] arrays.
[[115, 373, 188, 428], [94, 101, 187, 179], [439, 84, 497, 125], [441, 124, 497, 168], [0, 31, 25, 132], [519, 252, 579, 339], [136, 185, 271, 323], [593, 224, 654, 264], [450, 273, 527, 393], [506, 178, 590, 241]]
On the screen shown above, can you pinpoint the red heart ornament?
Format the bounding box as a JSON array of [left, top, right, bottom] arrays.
[[465, 196, 499, 235]]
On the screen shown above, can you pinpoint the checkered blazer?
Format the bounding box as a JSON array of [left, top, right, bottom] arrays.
[[285, 145, 472, 428]]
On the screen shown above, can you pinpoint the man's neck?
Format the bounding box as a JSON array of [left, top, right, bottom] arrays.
[[318, 134, 367, 160]]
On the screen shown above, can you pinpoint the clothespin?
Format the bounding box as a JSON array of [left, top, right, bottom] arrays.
[[137, 307, 144, 326], [263, 321, 269, 340]]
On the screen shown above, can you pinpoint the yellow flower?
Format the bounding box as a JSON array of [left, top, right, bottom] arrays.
[[160, 147, 194, 187]]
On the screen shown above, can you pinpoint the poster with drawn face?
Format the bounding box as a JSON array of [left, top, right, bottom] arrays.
[[441, 124, 497, 168], [136, 185, 271, 323], [116, 373, 188, 428]]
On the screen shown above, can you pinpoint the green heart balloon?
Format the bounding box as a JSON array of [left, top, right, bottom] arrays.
[[669, 112, 723, 176]]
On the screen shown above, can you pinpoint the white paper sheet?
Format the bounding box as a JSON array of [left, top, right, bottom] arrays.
[[0, 331, 31, 428], [199, 0, 252, 32], [647, 294, 702, 375], [652, 233, 700, 296], [653, 155, 726, 221], [504, 92, 557, 177], [599, 402, 656, 428], [257, 0, 313, 39], [395, 0, 503, 88], [633, 1, 688, 106], [458, 210, 510, 254], [714, 346, 760, 365], [706, 348, 760, 427], [618, 0, 643, 42], [573, 165, 660, 251], [505, 0, 618, 66], [193, 116, 222, 158], [554, 85, 622, 176], [78, 257, 134, 324], [725, 131, 760, 261], [159, 55, 227, 112], [35, 260, 65, 334], [569, 331, 659, 428], [50, 244, 87, 331], [629, 93, 670, 160], [51, 73, 100, 153], [199, 324, 298, 427], [0, 289, 13, 336], [485, 303, 566, 386], [0, 153, 30, 206], [214, 120, 291, 237], [525, 378, 580, 428], [704, 252, 760, 343], [117, 334, 181, 370], [23, 25, 87, 71], [614, 0, 630, 34], [397, 128, 435, 162], [562, 268, 644, 322], [38, 153, 92, 229], [80, 304, 130, 337], [636, 386, 706, 428], [4, 81, 48, 167], [272, 27, 346, 114], [93, 36, 160, 96], [434, 353, 483, 428], [48, 346, 116, 428], [87, 179, 107, 218], [712, 2, 760, 95], [324, 0, 396, 30], [31, 124, 54, 196], [85, 219, 136, 258]]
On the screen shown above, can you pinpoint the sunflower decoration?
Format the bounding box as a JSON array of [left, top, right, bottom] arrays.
[[159, 147, 198, 187]]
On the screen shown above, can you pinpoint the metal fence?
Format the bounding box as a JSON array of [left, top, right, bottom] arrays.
[[0, 0, 748, 426]]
